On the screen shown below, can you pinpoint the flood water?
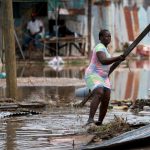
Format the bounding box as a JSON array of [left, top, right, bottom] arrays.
[[0, 59, 150, 150], [16, 60, 150, 100]]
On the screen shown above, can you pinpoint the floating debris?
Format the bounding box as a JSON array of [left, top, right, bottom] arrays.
[[87, 116, 131, 141]]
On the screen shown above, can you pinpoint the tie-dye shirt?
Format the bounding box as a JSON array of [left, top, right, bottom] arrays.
[[85, 43, 111, 91]]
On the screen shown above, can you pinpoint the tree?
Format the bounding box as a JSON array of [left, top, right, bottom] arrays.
[[2, 0, 17, 100]]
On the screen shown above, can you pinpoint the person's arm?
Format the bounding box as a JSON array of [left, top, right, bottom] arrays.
[[35, 26, 43, 35], [27, 29, 32, 35], [96, 51, 125, 65], [27, 22, 32, 35], [35, 20, 43, 35]]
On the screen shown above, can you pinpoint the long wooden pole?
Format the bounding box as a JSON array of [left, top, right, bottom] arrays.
[[2, 0, 17, 99]]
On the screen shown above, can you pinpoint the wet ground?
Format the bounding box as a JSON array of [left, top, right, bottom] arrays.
[[1, 106, 150, 150], [0, 59, 150, 150]]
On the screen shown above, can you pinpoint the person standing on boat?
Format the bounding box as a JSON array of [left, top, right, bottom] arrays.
[[85, 29, 125, 125]]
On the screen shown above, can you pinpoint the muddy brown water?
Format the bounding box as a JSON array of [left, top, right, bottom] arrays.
[[0, 59, 150, 150], [16, 60, 150, 100]]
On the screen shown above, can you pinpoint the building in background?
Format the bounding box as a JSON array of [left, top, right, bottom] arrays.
[[92, 0, 150, 54], [0, 0, 150, 58]]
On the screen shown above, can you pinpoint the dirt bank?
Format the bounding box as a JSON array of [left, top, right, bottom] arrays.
[[0, 77, 85, 87]]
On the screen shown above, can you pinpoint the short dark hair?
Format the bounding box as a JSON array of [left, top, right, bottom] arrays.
[[31, 13, 37, 17], [99, 29, 109, 40]]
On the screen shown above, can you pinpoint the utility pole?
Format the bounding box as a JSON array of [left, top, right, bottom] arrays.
[[87, 0, 92, 57], [2, 0, 17, 100]]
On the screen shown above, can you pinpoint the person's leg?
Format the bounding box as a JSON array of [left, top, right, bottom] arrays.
[[22, 34, 32, 50], [96, 88, 111, 125], [34, 34, 42, 49], [87, 87, 104, 124]]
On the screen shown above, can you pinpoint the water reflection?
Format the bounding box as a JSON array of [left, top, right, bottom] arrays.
[[17, 63, 85, 79], [16, 86, 75, 105], [0, 60, 149, 101], [16, 60, 150, 78], [5, 120, 18, 150], [111, 62, 150, 100], [130, 60, 150, 69]]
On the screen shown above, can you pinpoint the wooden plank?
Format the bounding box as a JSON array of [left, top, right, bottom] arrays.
[[42, 36, 86, 57]]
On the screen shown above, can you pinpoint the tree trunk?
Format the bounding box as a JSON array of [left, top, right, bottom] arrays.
[[2, 0, 17, 100]]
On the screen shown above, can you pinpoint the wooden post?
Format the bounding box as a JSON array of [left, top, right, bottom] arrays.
[[87, 0, 92, 57], [2, 0, 17, 100], [0, 2, 2, 54]]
